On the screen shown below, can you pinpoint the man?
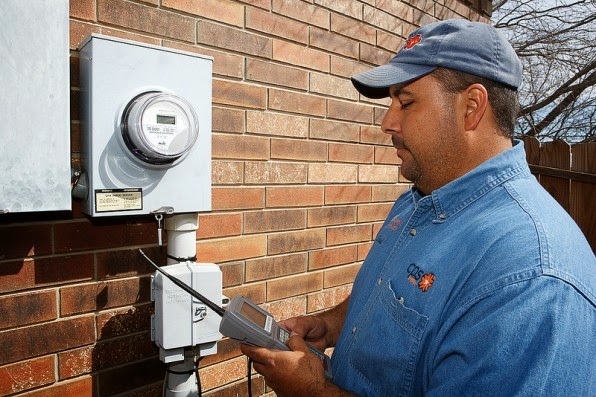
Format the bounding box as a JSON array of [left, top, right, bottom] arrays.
[[241, 19, 596, 396]]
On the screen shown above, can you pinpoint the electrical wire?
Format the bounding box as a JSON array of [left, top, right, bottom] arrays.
[[247, 357, 254, 397]]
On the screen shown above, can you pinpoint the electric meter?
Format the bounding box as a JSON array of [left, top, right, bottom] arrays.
[[121, 92, 199, 165]]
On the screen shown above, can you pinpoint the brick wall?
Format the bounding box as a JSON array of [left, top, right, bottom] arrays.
[[0, 1, 489, 396]]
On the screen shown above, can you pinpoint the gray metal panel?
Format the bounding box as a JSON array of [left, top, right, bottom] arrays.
[[0, 0, 71, 213]]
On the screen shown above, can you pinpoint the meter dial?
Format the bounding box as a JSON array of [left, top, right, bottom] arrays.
[[121, 92, 199, 165]]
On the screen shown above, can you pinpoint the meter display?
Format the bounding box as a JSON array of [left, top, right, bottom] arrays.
[[121, 91, 199, 165]]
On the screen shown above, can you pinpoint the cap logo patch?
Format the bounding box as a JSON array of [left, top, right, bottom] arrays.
[[403, 34, 421, 50]]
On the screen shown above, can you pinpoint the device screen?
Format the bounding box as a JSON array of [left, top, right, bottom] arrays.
[[239, 301, 267, 329], [157, 114, 176, 125]]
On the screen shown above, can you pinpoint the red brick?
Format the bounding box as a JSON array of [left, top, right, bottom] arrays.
[[0, 356, 55, 395], [267, 228, 326, 255], [0, 225, 51, 259], [54, 219, 155, 254], [327, 224, 372, 246], [197, 235, 267, 263], [375, 106, 389, 124], [60, 277, 151, 316], [213, 107, 245, 133], [213, 79, 266, 109], [199, 21, 272, 57], [329, 142, 374, 164], [246, 7, 308, 44], [69, 20, 161, 51], [197, 213, 243, 240], [266, 186, 325, 208], [91, 333, 156, 372], [98, 0, 195, 42], [0, 315, 95, 366], [310, 118, 360, 143], [331, 13, 376, 44], [310, 72, 358, 101], [272, 40, 329, 72], [245, 253, 307, 282], [308, 163, 358, 183], [269, 89, 326, 117], [97, 357, 164, 396], [20, 377, 93, 397], [245, 161, 307, 185], [212, 187, 265, 210], [325, 185, 372, 205], [224, 282, 266, 305], [212, 161, 244, 185], [263, 295, 307, 321], [272, 0, 330, 29], [0, 255, 94, 294], [56, 346, 92, 380], [69, 0, 95, 21], [309, 245, 358, 270], [95, 247, 163, 280], [358, 202, 393, 223], [358, 242, 373, 261], [372, 184, 410, 202], [377, 29, 403, 52], [359, 41, 394, 66], [162, 0, 244, 26], [247, 111, 309, 138], [331, 55, 371, 78], [164, 41, 244, 79], [0, 291, 57, 330], [327, 99, 374, 123], [220, 261, 245, 288], [96, 303, 153, 339], [200, 337, 242, 367], [307, 284, 352, 313], [363, 4, 404, 33], [359, 164, 401, 183], [200, 356, 246, 391], [213, 134, 270, 160], [324, 263, 361, 288], [246, 59, 309, 90], [317, 0, 363, 19], [271, 138, 328, 162], [307, 205, 357, 227], [267, 272, 324, 301], [310, 27, 359, 59], [244, 209, 306, 234]]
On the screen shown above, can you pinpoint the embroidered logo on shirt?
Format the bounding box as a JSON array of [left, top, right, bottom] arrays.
[[407, 263, 435, 292], [387, 216, 401, 231]]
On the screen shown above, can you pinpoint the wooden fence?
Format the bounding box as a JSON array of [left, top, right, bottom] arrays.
[[522, 137, 596, 252]]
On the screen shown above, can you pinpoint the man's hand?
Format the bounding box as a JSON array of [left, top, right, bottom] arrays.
[[240, 335, 329, 396]]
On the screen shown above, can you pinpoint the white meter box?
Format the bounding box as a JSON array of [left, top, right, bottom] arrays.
[[79, 35, 212, 216]]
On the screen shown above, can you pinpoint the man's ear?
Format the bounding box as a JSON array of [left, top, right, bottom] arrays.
[[463, 84, 488, 131]]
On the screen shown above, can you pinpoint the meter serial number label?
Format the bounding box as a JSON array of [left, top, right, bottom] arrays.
[[95, 188, 142, 213]]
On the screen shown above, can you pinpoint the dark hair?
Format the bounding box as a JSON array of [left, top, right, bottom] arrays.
[[431, 68, 519, 138]]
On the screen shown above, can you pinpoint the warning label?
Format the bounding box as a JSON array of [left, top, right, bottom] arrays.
[[95, 188, 142, 213]]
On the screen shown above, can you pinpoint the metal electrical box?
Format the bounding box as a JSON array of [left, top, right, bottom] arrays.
[[78, 35, 213, 217], [0, 0, 71, 213]]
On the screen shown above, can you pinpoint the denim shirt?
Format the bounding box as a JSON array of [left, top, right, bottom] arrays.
[[331, 141, 596, 396]]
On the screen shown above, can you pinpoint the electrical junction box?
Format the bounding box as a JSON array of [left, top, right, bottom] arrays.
[[78, 34, 212, 217], [151, 262, 222, 363]]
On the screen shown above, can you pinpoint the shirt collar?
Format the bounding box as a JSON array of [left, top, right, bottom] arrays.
[[412, 140, 531, 221]]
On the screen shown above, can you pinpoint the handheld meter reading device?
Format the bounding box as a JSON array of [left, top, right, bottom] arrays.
[[220, 296, 332, 379], [140, 250, 332, 379]]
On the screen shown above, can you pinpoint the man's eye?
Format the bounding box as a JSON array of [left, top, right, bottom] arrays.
[[400, 101, 413, 109]]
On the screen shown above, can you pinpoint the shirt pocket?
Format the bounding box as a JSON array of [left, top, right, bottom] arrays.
[[348, 282, 428, 396]]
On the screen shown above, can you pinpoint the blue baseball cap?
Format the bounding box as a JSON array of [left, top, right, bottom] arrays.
[[351, 19, 523, 98]]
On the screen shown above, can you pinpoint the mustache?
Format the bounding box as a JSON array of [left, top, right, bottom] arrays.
[[392, 136, 407, 150]]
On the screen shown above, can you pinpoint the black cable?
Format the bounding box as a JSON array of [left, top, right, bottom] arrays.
[[247, 357, 254, 397], [167, 254, 197, 262], [196, 357, 203, 397], [139, 249, 225, 317]]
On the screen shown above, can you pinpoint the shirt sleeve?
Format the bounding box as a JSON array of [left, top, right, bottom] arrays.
[[425, 275, 596, 396]]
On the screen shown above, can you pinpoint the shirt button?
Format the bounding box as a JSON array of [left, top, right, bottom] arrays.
[[377, 277, 382, 285], [439, 213, 447, 220], [409, 228, 417, 236], [352, 326, 357, 334]]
